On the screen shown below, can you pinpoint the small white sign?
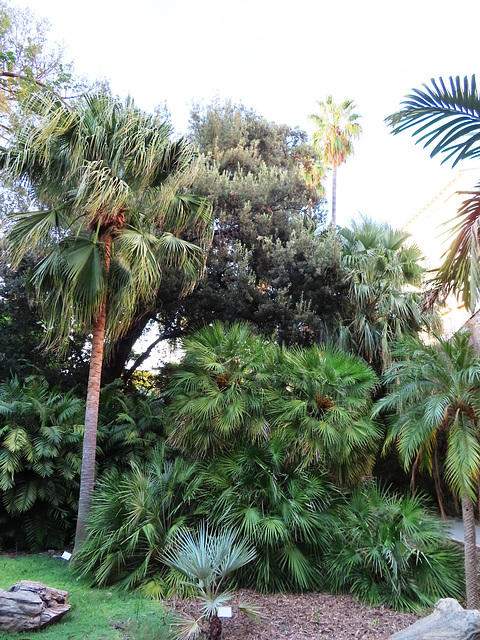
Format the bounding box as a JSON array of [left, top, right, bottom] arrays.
[[61, 551, 72, 561], [217, 606, 232, 618]]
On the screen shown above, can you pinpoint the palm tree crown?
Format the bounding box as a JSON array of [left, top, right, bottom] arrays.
[[338, 218, 436, 372], [309, 96, 362, 225]]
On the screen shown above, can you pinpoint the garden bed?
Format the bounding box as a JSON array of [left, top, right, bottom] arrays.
[[169, 590, 421, 640]]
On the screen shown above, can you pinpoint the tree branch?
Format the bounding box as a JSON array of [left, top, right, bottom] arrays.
[[124, 328, 184, 381]]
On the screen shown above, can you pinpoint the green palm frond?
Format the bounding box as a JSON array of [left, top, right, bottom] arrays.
[[430, 183, 480, 311], [387, 75, 480, 166]]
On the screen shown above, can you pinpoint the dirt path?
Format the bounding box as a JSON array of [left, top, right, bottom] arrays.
[[168, 590, 421, 640]]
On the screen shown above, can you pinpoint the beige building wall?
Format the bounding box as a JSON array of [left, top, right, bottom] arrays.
[[402, 168, 479, 337]]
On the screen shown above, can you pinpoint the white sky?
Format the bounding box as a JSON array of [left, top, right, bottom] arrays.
[[12, 0, 480, 227]]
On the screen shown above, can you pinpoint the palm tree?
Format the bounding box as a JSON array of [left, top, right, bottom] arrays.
[[373, 332, 480, 609], [162, 523, 257, 640], [309, 96, 362, 225], [387, 75, 480, 311], [338, 218, 437, 373], [0, 92, 213, 551]]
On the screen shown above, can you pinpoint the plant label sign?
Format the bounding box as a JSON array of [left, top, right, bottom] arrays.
[[217, 606, 232, 618]]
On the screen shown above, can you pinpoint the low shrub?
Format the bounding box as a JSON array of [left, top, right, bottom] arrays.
[[324, 481, 464, 610]]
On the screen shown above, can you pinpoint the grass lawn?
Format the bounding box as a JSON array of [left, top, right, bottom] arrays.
[[0, 554, 172, 640]]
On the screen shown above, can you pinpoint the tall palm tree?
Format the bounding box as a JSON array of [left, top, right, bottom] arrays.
[[373, 332, 480, 608], [0, 92, 213, 551], [309, 96, 362, 225], [338, 218, 436, 373], [387, 75, 480, 311]]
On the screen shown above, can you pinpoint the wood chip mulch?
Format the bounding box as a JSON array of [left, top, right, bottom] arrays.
[[167, 590, 421, 640]]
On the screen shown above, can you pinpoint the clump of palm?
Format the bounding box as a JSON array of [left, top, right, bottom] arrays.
[[325, 481, 464, 610], [0, 375, 84, 550], [166, 322, 269, 455], [201, 441, 337, 593], [74, 444, 201, 589], [338, 218, 437, 372], [162, 523, 257, 640], [96, 382, 166, 473], [374, 331, 480, 608], [266, 343, 380, 484]]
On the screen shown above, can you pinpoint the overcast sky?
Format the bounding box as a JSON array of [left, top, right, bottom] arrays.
[[12, 0, 480, 227]]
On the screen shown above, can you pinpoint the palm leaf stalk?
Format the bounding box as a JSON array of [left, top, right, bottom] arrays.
[[0, 92, 213, 551]]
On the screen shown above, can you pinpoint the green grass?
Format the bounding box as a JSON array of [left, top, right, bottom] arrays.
[[0, 554, 173, 640]]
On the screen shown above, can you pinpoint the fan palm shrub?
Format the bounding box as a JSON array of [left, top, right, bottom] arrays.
[[166, 322, 270, 455], [337, 218, 437, 373], [162, 523, 257, 640], [200, 441, 338, 592], [325, 481, 464, 610], [74, 444, 201, 589], [96, 382, 166, 473], [265, 343, 380, 484], [0, 375, 84, 550]]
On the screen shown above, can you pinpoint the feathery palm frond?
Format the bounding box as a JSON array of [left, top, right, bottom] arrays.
[[387, 75, 480, 167]]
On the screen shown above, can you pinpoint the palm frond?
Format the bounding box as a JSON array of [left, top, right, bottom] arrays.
[[387, 76, 480, 166]]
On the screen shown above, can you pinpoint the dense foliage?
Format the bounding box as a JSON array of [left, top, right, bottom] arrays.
[[325, 482, 464, 610]]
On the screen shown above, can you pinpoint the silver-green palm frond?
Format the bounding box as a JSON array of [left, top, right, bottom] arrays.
[[387, 75, 480, 167]]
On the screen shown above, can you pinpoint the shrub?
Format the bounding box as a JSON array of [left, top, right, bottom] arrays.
[[0, 376, 84, 550], [200, 441, 338, 592], [74, 444, 201, 589], [324, 481, 464, 610]]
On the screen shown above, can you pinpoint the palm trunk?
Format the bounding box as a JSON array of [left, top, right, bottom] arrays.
[[331, 165, 337, 226], [73, 299, 107, 553], [208, 615, 222, 640], [462, 494, 479, 609], [73, 235, 112, 554]]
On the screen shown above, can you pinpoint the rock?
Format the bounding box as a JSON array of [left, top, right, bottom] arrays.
[[0, 580, 70, 632], [388, 598, 480, 639]]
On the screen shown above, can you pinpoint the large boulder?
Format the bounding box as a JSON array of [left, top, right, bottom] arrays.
[[389, 598, 480, 640], [0, 580, 70, 632]]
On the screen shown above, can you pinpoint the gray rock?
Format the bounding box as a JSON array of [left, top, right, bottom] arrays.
[[0, 580, 70, 632], [389, 598, 480, 640]]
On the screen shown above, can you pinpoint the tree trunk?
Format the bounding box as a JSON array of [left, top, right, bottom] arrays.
[[73, 299, 108, 554], [331, 165, 337, 226], [102, 313, 154, 383], [207, 615, 222, 640], [462, 493, 479, 609]]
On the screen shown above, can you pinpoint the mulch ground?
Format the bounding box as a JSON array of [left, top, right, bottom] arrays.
[[168, 590, 421, 640]]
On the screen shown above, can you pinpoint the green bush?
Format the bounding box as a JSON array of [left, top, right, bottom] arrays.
[[200, 442, 338, 592], [0, 376, 84, 550], [74, 444, 201, 589], [324, 481, 464, 610]]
